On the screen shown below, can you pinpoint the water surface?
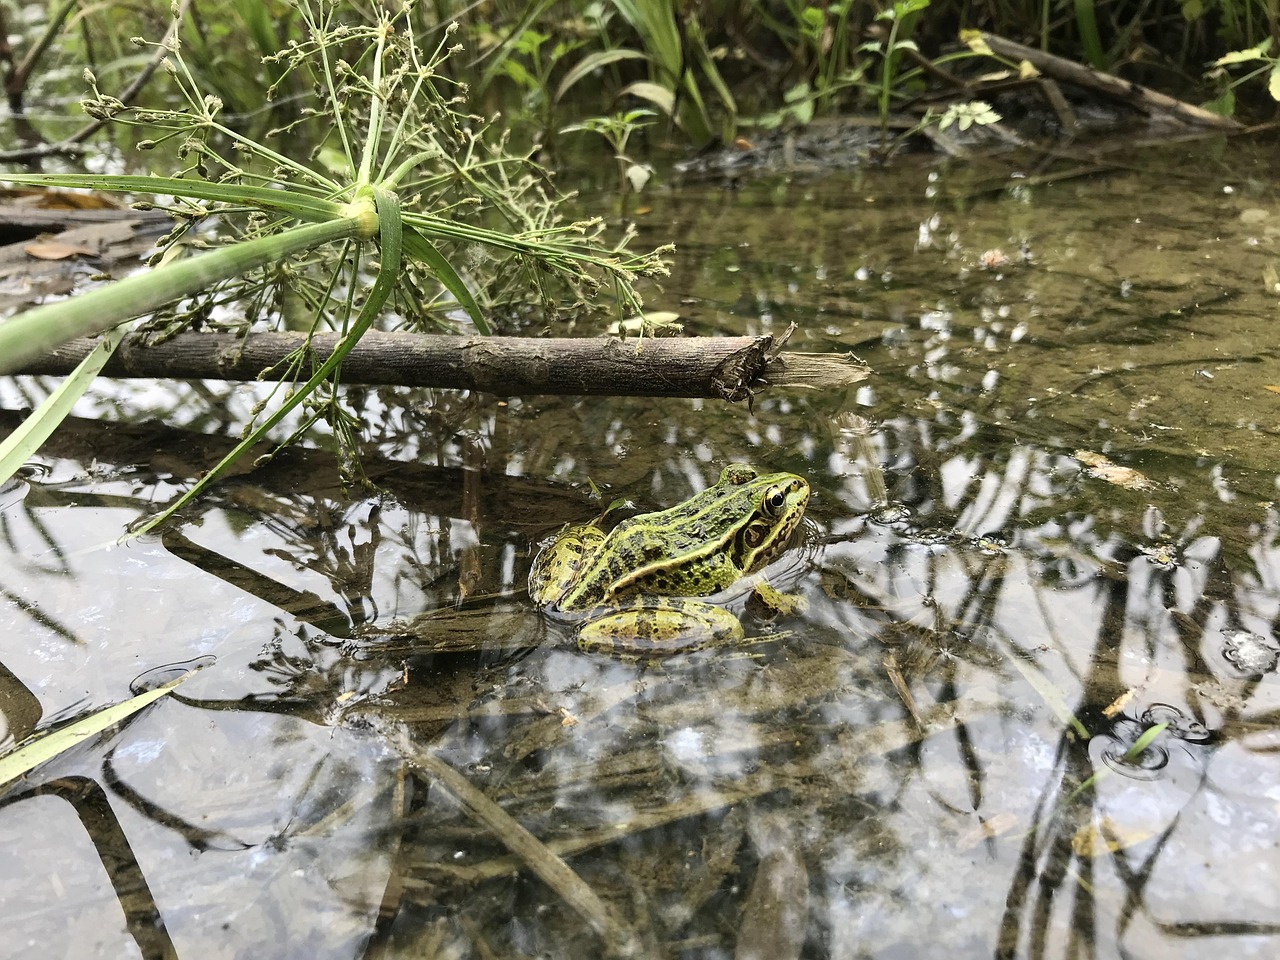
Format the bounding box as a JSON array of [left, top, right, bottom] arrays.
[[3, 139, 1280, 959]]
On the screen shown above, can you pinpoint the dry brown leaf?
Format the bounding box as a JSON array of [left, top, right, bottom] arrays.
[[1102, 687, 1139, 719], [1265, 385, 1280, 394], [1073, 450, 1155, 491], [1072, 817, 1155, 857], [2, 187, 122, 210], [23, 239, 95, 260]]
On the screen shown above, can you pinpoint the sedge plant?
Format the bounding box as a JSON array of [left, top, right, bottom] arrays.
[[0, 0, 669, 535]]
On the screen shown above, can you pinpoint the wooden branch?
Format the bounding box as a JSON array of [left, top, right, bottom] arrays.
[[978, 32, 1242, 130], [13, 329, 869, 400]]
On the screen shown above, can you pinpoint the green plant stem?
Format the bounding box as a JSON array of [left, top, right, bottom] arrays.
[[0, 217, 359, 375], [879, 18, 902, 143], [131, 189, 402, 536], [356, 17, 391, 186], [0, 173, 346, 222]]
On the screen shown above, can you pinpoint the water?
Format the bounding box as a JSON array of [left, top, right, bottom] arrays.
[[4, 140, 1280, 958]]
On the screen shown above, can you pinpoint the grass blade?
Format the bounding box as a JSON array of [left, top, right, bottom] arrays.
[[402, 226, 488, 334], [0, 173, 346, 223], [555, 48, 648, 103], [1073, 0, 1105, 68], [0, 667, 200, 788], [0, 324, 127, 486]]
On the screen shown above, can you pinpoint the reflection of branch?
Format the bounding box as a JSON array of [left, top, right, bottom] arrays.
[[0, 658, 41, 745], [4, 0, 78, 111], [0, 584, 84, 645], [0, 777, 179, 957], [103, 750, 246, 853], [162, 529, 351, 634], [996, 731, 1090, 957], [408, 698, 988, 887]]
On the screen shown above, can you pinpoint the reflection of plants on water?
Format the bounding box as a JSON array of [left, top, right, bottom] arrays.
[[0, 777, 181, 956], [6, 347, 1280, 954]]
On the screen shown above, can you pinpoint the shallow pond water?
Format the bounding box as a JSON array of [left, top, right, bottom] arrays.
[[4, 138, 1280, 959]]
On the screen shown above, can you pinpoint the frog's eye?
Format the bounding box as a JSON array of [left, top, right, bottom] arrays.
[[762, 485, 787, 518]]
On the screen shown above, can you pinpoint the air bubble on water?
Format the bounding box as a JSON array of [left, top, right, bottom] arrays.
[[1221, 630, 1280, 676], [1141, 703, 1211, 742], [869, 502, 912, 526], [129, 655, 216, 695]]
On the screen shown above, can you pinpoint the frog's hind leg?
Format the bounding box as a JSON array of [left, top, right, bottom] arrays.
[[576, 598, 743, 659]]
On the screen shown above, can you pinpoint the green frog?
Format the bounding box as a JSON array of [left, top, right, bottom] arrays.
[[528, 464, 810, 657]]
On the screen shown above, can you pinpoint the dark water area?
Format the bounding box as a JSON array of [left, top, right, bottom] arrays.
[[4, 138, 1280, 958]]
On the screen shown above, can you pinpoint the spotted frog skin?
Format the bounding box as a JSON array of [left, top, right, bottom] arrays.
[[528, 464, 810, 657]]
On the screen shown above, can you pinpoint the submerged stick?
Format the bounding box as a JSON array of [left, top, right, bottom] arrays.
[[15, 330, 868, 400], [399, 741, 644, 958], [421, 700, 991, 886]]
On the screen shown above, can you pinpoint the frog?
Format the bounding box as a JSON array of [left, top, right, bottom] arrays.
[[528, 463, 810, 657]]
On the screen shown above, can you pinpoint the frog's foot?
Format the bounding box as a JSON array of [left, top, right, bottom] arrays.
[[576, 598, 744, 659], [747, 580, 809, 621]]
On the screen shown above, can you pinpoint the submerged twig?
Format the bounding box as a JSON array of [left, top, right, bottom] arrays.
[[414, 699, 991, 886], [394, 736, 644, 958]]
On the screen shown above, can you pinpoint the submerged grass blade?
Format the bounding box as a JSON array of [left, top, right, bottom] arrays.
[[0, 323, 127, 486], [998, 640, 1090, 740], [132, 189, 403, 536], [0, 667, 199, 788], [0, 217, 359, 375]]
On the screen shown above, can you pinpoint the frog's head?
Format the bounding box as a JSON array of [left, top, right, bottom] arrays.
[[728, 467, 810, 574]]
